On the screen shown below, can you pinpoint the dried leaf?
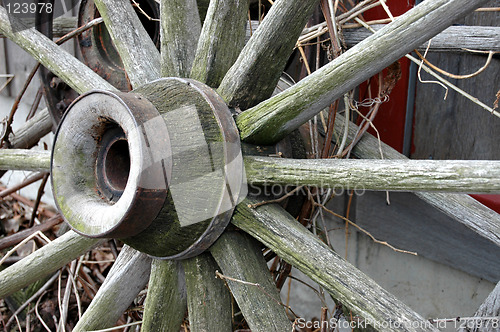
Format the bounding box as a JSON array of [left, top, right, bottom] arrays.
[[382, 61, 402, 96], [93, 250, 115, 273], [493, 89, 500, 111], [1, 215, 23, 234], [16, 239, 36, 257]]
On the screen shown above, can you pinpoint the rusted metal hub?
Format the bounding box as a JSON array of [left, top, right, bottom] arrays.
[[36, 0, 79, 129], [78, 0, 160, 91], [34, 0, 160, 128], [51, 78, 245, 259]]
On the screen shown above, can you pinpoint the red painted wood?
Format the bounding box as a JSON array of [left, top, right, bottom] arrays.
[[357, 0, 415, 153], [471, 195, 500, 214], [357, 59, 411, 153]]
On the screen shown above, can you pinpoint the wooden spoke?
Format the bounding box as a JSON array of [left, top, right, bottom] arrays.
[[345, 24, 500, 53], [160, 0, 201, 77], [8, 108, 52, 149], [0, 6, 114, 94], [235, 0, 490, 144], [141, 260, 187, 331], [182, 253, 232, 332], [0, 108, 51, 179], [210, 232, 292, 331], [331, 113, 500, 247], [0, 16, 77, 38], [3, 150, 499, 195], [93, 0, 160, 87], [0, 149, 50, 172], [190, 0, 249, 87], [233, 199, 439, 332], [245, 156, 500, 194], [416, 192, 500, 247], [217, 0, 318, 109], [73, 246, 152, 331], [0, 231, 102, 298]]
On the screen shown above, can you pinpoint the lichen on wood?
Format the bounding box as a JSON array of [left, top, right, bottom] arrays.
[[210, 231, 292, 332], [0, 149, 50, 172], [142, 259, 187, 332], [190, 0, 249, 87], [244, 156, 500, 194], [183, 253, 232, 332], [161, 0, 201, 77]]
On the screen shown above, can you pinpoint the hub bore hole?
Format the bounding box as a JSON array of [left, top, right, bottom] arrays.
[[104, 139, 130, 192], [96, 126, 131, 201]]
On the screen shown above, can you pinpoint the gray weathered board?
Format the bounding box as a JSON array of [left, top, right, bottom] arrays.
[[343, 24, 500, 53], [341, 1, 500, 282]]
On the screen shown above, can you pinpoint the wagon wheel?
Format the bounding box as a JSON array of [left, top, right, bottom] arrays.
[[0, 0, 499, 331]]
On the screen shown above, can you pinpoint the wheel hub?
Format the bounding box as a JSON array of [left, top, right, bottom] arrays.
[[51, 78, 246, 259]]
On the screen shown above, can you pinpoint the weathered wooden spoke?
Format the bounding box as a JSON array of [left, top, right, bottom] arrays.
[[142, 260, 187, 331], [0, 6, 114, 93], [72, 246, 152, 332], [160, 0, 201, 77], [4, 149, 500, 195], [182, 253, 232, 331], [7, 107, 52, 149], [233, 199, 439, 332], [190, 0, 249, 87], [245, 156, 500, 194], [0, 0, 498, 331], [93, 0, 161, 87], [210, 232, 292, 331], [0, 231, 102, 298], [0, 149, 50, 172], [217, 0, 319, 109]]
